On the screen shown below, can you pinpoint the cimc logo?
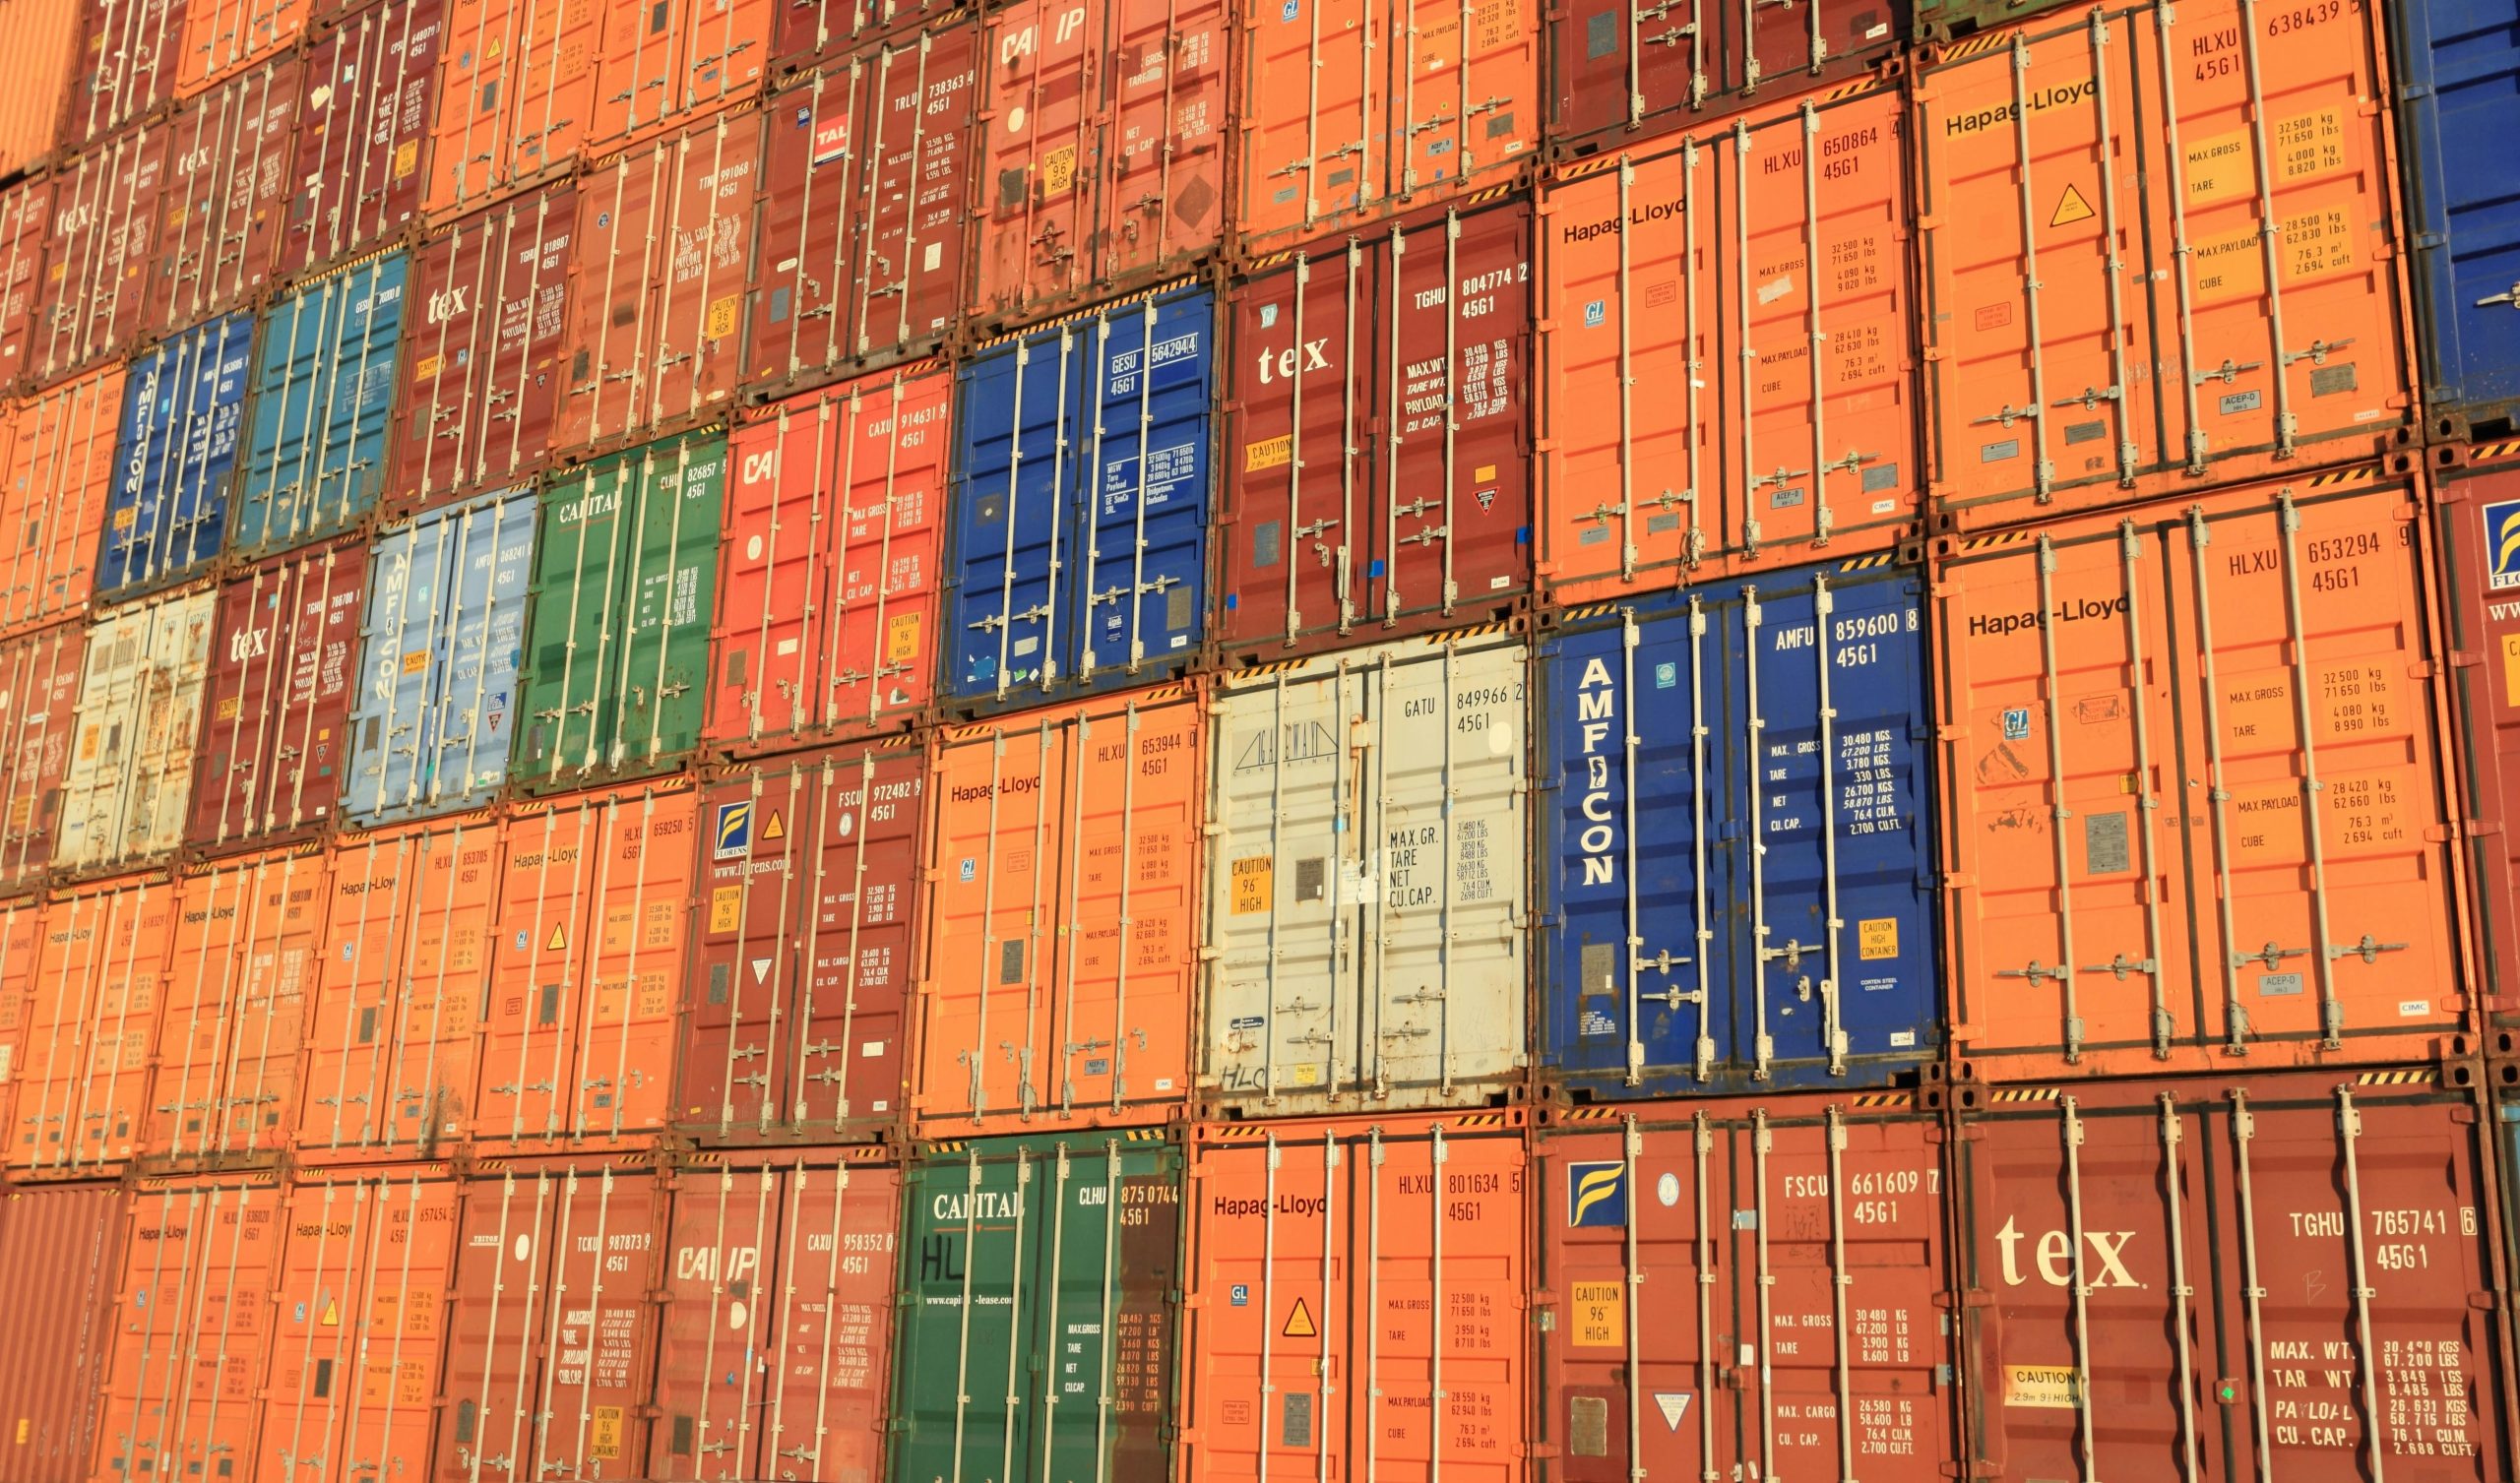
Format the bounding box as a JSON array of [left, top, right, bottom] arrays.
[[2482, 499, 2520, 591]]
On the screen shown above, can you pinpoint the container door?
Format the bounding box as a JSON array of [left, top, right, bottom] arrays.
[[482, 801, 606, 1142], [192, 547, 364, 847], [97, 316, 253, 598], [858, 25, 977, 362], [0, 179, 40, 382], [95, 1182, 284, 1483], [558, 143, 668, 450], [152, 56, 298, 335], [0, 367, 122, 632], [948, 329, 1076, 702], [0, 1184, 127, 1483], [236, 255, 410, 554], [1074, 291, 1211, 685], [586, 0, 769, 152], [66, 0, 182, 143], [60, 590, 217, 871], [424, 0, 598, 216], [687, 766, 820, 1134], [10, 885, 168, 1173], [0, 623, 87, 884], [153, 851, 324, 1161], [973, 0, 1101, 317], [284, 0, 443, 278], [178, 0, 308, 93], [641, 110, 754, 432], [576, 788, 696, 1136], [394, 185, 575, 508], [759, 1159, 901, 1483], [822, 370, 946, 729], [38, 128, 167, 382], [796, 747, 920, 1127], [744, 65, 863, 387], [654, 1165, 782, 1480]]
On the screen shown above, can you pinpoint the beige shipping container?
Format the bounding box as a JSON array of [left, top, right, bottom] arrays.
[[57, 588, 218, 873]]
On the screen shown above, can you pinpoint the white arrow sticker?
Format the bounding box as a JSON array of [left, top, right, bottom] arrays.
[[1653, 1392, 1690, 1432], [750, 958, 774, 984]]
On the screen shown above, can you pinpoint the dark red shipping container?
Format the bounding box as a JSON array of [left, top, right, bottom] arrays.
[[66, 0, 186, 147], [0, 179, 48, 385], [0, 622, 86, 889], [1952, 1066, 2515, 1482], [0, 1183, 127, 1483], [392, 182, 576, 510], [2435, 441, 2520, 1024], [188, 541, 364, 853], [282, 0, 445, 278], [34, 121, 169, 384], [1546, 0, 1909, 154], [149, 51, 300, 338], [743, 17, 978, 392], [678, 740, 921, 1144], [1217, 190, 1533, 660], [771, 0, 939, 73]]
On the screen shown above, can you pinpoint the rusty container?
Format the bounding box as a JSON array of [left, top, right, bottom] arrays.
[[187, 542, 365, 854], [678, 741, 923, 1145], [1547, 0, 1910, 154], [56, 586, 218, 877], [1914, 0, 2417, 533], [33, 120, 169, 386], [1179, 1110, 1529, 1483], [1536, 79, 1920, 602], [422, 0, 602, 219], [4, 875, 173, 1178], [1215, 189, 1533, 664], [1935, 463, 2474, 1081], [2438, 441, 2520, 1025], [0, 367, 124, 640], [709, 367, 947, 749], [0, 1183, 128, 1483], [282, 0, 445, 279], [0, 621, 89, 889], [150, 50, 301, 338]]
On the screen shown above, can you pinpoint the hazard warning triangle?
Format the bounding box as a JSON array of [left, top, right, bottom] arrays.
[[546, 924, 568, 953], [763, 810, 785, 841], [1282, 1298, 1317, 1338], [1653, 1392, 1689, 1431], [319, 1299, 340, 1328], [750, 957, 774, 984], [2049, 184, 2095, 228]]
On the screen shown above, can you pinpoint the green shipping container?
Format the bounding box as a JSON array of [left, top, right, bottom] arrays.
[[516, 427, 726, 791], [894, 1132, 1183, 1483]]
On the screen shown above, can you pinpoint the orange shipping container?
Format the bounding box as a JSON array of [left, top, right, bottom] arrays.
[[423, 0, 601, 218], [0, 0, 86, 175], [146, 847, 328, 1167], [7, 875, 173, 1176], [297, 815, 498, 1163], [175, 0, 308, 95], [584, 0, 771, 153], [0, 1183, 129, 1483], [1233, 0, 1537, 255], [916, 685, 1203, 1134], [0, 367, 123, 638], [0, 896, 41, 1137], [1180, 1112, 1529, 1483], [1537, 81, 1919, 601], [1915, 0, 2415, 532], [1935, 463, 2472, 1080]]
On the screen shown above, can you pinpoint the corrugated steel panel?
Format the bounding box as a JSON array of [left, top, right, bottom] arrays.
[[151, 51, 301, 337], [0, 178, 51, 384], [283, 0, 444, 278], [188, 543, 365, 851], [234, 253, 410, 557], [0, 623, 87, 887], [771, 0, 941, 74], [2391, 0, 2520, 439], [7, 876, 174, 1175], [57, 588, 217, 874], [1548, 0, 1909, 150], [0, 1183, 128, 1483], [422, 0, 601, 218], [35, 121, 170, 383], [67, 0, 185, 146], [0, 367, 122, 638], [96, 314, 254, 602], [584, 0, 771, 154], [0, 896, 40, 1142], [0, 0, 86, 177], [176, 0, 309, 95], [149, 847, 327, 1164], [346, 484, 536, 826]]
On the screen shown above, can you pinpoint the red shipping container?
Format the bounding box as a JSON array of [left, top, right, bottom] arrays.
[[151, 51, 300, 337], [744, 19, 979, 391], [1233, 0, 1535, 256], [679, 741, 921, 1143], [479, 781, 697, 1147], [969, 0, 1229, 326], [2433, 442, 2520, 1023], [189, 542, 364, 853], [650, 1151, 901, 1480], [0, 178, 49, 383], [0, 1183, 128, 1483], [1217, 190, 1532, 659], [393, 182, 575, 510], [433, 1158, 672, 1483], [1534, 1093, 1955, 1483], [710, 367, 946, 747], [176, 0, 309, 96], [772, 0, 939, 73], [585, 0, 772, 154], [282, 0, 445, 278], [422, 0, 601, 218], [6, 875, 173, 1176], [555, 110, 759, 456], [0, 622, 87, 888], [1181, 1112, 1530, 1483], [1952, 1066, 2514, 1481], [298, 815, 497, 1163], [0, 367, 125, 638], [1536, 81, 1920, 601], [34, 121, 169, 384], [1547, 0, 1908, 154], [147, 847, 327, 1167], [67, 0, 186, 146]]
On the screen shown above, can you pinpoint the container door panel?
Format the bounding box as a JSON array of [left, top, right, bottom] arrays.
[[744, 65, 862, 386], [825, 370, 946, 728], [1077, 295, 1210, 682], [284, 0, 442, 277], [236, 256, 409, 554], [95, 1182, 284, 1483], [577, 788, 696, 1137], [948, 340, 1072, 700], [760, 1161, 901, 1483], [0, 368, 122, 634], [688, 767, 818, 1133], [394, 186, 574, 507], [654, 1166, 782, 1480], [715, 402, 838, 745]]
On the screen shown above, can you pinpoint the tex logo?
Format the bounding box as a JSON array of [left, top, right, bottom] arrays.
[[2486, 499, 2520, 590], [1567, 1161, 1627, 1227], [714, 800, 753, 860]]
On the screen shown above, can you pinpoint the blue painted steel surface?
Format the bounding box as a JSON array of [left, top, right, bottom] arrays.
[[1536, 558, 1939, 1095], [945, 284, 1214, 708], [233, 253, 410, 555], [2392, 0, 2520, 438], [345, 483, 538, 823], [95, 313, 255, 597]]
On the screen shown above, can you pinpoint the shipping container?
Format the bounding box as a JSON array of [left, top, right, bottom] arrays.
[[234, 253, 410, 557], [1233, 0, 1534, 256], [1535, 81, 1919, 603], [680, 742, 921, 1143], [95, 315, 254, 601], [1536, 559, 1940, 1097], [584, 0, 771, 154], [1217, 192, 1532, 662], [1915, 0, 2416, 532], [968, 0, 1228, 326], [515, 427, 724, 790], [0, 0, 85, 176], [5, 876, 171, 1175], [176, 0, 308, 95], [35, 122, 169, 383], [891, 1131, 1182, 1483], [556, 111, 759, 456], [432, 1157, 671, 1483], [283, 0, 444, 278], [150, 53, 300, 337], [256, 1168, 462, 1483], [392, 183, 576, 510], [0, 622, 88, 887], [0, 177, 51, 382], [1179, 1112, 1528, 1483], [918, 687, 1202, 1133], [0, 1184, 128, 1483], [946, 285, 1215, 710], [478, 781, 697, 1147], [710, 368, 946, 748], [298, 813, 497, 1162], [742, 20, 979, 390], [346, 484, 536, 825], [56, 587, 216, 874], [2391, 0, 2520, 441], [147, 846, 327, 1165], [1952, 1065, 2514, 1481], [649, 1149, 901, 1480], [189, 543, 364, 851], [1549, 0, 1908, 152], [0, 895, 33, 1128], [65, 0, 183, 148], [93, 1173, 286, 1483], [1200, 631, 1529, 1118], [1938, 467, 2473, 1081], [2437, 442, 2520, 1022], [1533, 1091, 1954, 1483], [421, 0, 599, 217], [0, 367, 123, 637], [772, 0, 937, 73]]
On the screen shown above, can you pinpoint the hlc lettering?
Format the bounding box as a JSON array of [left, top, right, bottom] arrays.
[[919, 1231, 962, 1283]]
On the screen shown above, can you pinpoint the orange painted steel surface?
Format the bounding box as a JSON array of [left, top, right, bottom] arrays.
[[0, 0, 84, 176], [0, 622, 88, 888], [916, 685, 1204, 1135], [583, 0, 770, 154], [147, 847, 329, 1167], [34, 122, 169, 385], [150, 51, 300, 338], [1180, 1111, 1530, 1483], [0, 896, 39, 1139], [1935, 464, 2473, 1080], [1536, 80, 1919, 602], [1914, 0, 2416, 532], [282, 0, 445, 278], [0, 1183, 128, 1483], [709, 368, 947, 748], [188, 541, 365, 852], [174, 0, 308, 95], [423, 0, 601, 218], [0, 368, 124, 639], [7, 875, 173, 1177]]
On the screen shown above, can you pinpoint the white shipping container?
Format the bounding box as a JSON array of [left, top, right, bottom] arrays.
[[1201, 630, 1528, 1116], [56, 588, 216, 871]]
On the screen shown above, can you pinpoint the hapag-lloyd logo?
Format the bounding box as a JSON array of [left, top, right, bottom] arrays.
[[1943, 78, 2097, 137], [1560, 195, 1686, 246], [1966, 593, 2127, 639]]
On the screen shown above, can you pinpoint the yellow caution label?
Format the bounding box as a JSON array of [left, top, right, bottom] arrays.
[[762, 809, 785, 842], [401, 649, 428, 675], [16, 1417, 30, 1445], [2184, 128, 2253, 206], [1570, 1281, 1624, 1348], [2048, 183, 2095, 228], [217, 697, 240, 721], [1230, 856, 1273, 915], [1282, 1298, 1317, 1338], [709, 885, 742, 933], [1474, 463, 1496, 483], [705, 295, 739, 341], [112, 507, 135, 530], [1244, 434, 1292, 473], [886, 611, 922, 664], [591, 1406, 622, 1460], [319, 1299, 339, 1327], [1042, 144, 1079, 199], [546, 924, 568, 953], [413, 353, 441, 383], [2004, 1364, 2080, 1408], [392, 140, 418, 180], [2501, 634, 2520, 708], [1859, 918, 1898, 960]]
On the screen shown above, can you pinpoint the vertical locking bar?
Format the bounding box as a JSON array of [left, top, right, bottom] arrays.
[[2060, 1098, 2099, 1483], [2333, 1087, 2388, 1483], [2273, 491, 2343, 1044], [2158, 1095, 2205, 1483], [2151, 0, 2211, 471], [1622, 608, 1645, 1085], [2183, 509, 2248, 1050], [1743, 586, 1774, 1078], [2117, 522, 2174, 1055], [2230, 1091, 2276, 1483], [2233, 0, 2298, 456], [2036, 536, 2085, 1060]]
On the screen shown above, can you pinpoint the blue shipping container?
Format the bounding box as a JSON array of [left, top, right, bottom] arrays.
[[232, 253, 410, 555], [2392, 0, 2520, 439], [345, 482, 538, 824], [1536, 558, 1939, 1096], [96, 312, 255, 597], [945, 284, 1214, 708]]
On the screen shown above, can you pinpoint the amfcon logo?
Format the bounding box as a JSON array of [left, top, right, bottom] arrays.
[[714, 800, 753, 860], [1567, 1162, 1627, 1227], [2485, 500, 2520, 591]]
